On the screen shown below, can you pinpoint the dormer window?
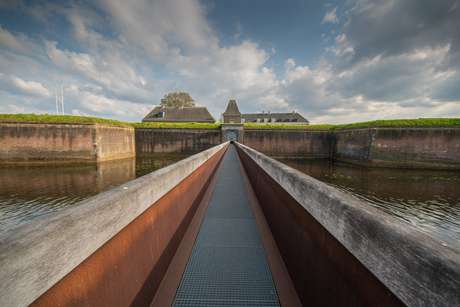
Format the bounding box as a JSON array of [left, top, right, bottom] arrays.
[[158, 112, 164, 118]]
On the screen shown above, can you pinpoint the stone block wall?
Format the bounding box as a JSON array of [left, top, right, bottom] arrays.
[[0, 122, 134, 163], [243, 129, 332, 158], [332, 127, 460, 169], [135, 128, 221, 155]]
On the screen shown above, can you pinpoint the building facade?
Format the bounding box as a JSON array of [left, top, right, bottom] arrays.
[[222, 100, 309, 125], [142, 106, 215, 123]]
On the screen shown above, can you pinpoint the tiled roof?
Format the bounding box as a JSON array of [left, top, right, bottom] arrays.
[[223, 100, 241, 116], [142, 107, 215, 123], [242, 112, 309, 123]]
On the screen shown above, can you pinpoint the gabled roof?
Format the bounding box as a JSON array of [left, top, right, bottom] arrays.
[[142, 106, 215, 123], [223, 100, 241, 116], [242, 112, 309, 123]]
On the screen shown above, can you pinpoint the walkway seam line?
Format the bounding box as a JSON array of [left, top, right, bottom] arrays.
[[150, 145, 229, 307], [235, 142, 302, 307]]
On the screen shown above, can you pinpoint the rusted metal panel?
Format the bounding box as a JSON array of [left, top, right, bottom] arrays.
[[235, 144, 405, 307], [30, 144, 229, 307]]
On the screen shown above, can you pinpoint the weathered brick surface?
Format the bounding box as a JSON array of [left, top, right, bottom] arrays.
[[0, 122, 134, 163], [243, 129, 332, 158], [333, 127, 460, 168], [135, 128, 221, 155]]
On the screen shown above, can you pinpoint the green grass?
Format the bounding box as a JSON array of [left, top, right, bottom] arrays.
[[0, 114, 220, 129], [243, 123, 335, 130], [331, 118, 460, 130], [0, 114, 130, 126], [130, 122, 220, 129], [1, 114, 459, 130], [244, 118, 460, 130]]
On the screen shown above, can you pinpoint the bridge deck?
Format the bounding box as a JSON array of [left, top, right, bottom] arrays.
[[172, 144, 280, 307]]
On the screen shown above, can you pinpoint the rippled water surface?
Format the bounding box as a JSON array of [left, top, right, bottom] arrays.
[[2, 155, 460, 248], [276, 158, 460, 248], [0, 155, 188, 234]]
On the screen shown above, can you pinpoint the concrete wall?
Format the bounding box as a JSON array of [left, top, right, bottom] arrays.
[[332, 127, 460, 169], [236, 142, 460, 307], [95, 124, 135, 161], [243, 129, 332, 158], [135, 128, 221, 155], [0, 122, 135, 163], [0, 143, 228, 307]]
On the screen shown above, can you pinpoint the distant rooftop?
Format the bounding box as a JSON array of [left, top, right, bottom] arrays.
[[223, 100, 241, 116], [142, 106, 215, 123]]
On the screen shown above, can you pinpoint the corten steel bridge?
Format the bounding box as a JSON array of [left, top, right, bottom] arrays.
[[1, 143, 459, 307]]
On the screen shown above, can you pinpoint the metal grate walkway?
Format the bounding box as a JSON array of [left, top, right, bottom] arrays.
[[172, 144, 280, 307]]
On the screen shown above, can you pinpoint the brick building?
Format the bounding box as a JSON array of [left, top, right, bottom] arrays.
[[222, 100, 309, 124]]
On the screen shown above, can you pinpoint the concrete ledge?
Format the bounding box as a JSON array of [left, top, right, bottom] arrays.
[[236, 142, 460, 306], [0, 142, 228, 307]]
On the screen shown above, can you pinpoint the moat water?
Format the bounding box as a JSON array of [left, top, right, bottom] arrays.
[[1, 155, 459, 248]]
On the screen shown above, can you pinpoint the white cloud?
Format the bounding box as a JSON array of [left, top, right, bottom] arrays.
[[234, 21, 244, 39], [322, 7, 339, 24], [9, 104, 25, 113], [0, 24, 42, 55], [0, 73, 51, 98]]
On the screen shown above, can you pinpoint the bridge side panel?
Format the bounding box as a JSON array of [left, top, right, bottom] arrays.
[[235, 143, 460, 307], [235, 144, 402, 306], [28, 144, 228, 307], [0, 143, 228, 307]]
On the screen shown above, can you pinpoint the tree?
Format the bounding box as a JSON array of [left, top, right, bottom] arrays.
[[160, 92, 195, 107]]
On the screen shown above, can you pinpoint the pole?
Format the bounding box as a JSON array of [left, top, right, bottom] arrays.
[[55, 87, 58, 115], [61, 83, 64, 115]]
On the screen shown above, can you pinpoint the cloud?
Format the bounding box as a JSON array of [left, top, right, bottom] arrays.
[[234, 21, 244, 40], [0, 73, 51, 98], [322, 7, 339, 24], [0, 24, 42, 55], [93, 0, 217, 60], [9, 104, 25, 113], [336, 0, 460, 71]]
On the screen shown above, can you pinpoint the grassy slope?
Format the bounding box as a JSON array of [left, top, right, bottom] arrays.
[[1, 114, 459, 130]]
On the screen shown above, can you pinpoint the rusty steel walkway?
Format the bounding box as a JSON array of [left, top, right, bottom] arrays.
[[172, 144, 280, 306]]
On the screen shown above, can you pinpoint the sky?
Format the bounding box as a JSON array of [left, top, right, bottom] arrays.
[[0, 0, 459, 124]]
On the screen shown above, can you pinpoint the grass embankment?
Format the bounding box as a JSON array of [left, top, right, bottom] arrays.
[[1, 114, 459, 130], [244, 118, 460, 130], [0, 114, 220, 129], [130, 122, 220, 129]]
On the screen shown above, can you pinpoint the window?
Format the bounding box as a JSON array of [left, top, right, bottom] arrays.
[[277, 119, 282, 122], [158, 112, 164, 118], [285, 119, 290, 122], [256, 118, 261, 123], [264, 118, 268, 123], [293, 119, 297, 122], [241, 118, 245, 123], [230, 119, 235, 123], [271, 118, 275, 123]]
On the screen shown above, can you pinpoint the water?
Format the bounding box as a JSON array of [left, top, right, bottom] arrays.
[[276, 158, 460, 248], [0, 155, 188, 234], [1, 155, 459, 249]]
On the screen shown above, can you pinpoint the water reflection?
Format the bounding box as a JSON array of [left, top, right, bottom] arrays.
[[0, 155, 188, 234], [276, 158, 460, 248]]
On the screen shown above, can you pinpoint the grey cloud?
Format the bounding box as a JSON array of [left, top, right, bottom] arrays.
[[337, 0, 460, 71]]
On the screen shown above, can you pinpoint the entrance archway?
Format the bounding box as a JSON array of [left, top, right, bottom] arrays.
[[227, 131, 237, 142]]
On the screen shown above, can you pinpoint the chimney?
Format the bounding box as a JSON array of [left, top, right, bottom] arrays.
[[263, 110, 265, 115], [178, 105, 183, 109], [268, 110, 270, 114]]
